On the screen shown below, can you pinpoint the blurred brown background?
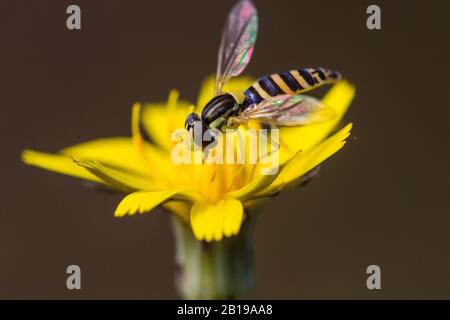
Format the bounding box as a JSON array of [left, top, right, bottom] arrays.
[[0, 0, 449, 299]]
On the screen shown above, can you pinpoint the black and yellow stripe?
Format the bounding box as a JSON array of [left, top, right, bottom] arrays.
[[243, 67, 342, 107]]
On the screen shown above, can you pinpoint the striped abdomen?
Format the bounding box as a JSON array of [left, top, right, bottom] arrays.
[[243, 67, 342, 107]]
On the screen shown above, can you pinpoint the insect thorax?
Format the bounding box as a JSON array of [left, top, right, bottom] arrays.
[[201, 93, 240, 131]]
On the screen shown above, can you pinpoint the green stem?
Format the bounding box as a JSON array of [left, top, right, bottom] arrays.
[[171, 216, 254, 300]]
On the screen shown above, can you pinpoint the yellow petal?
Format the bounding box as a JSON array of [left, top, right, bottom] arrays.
[[22, 150, 101, 183], [221, 199, 244, 238], [141, 92, 192, 151], [162, 201, 191, 222], [225, 170, 278, 202], [23, 137, 174, 192], [61, 137, 170, 181], [190, 199, 243, 242], [131, 103, 175, 183], [114, 190, 180, 217], [260, 123, 353, 196], [279, 80, 355, 162], [76, 160, 156, 192], [195, 75, 255, 114]]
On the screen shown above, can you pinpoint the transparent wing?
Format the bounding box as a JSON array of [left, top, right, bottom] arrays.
[[215, 0, 258, 95], [232, 94, 336, 127]]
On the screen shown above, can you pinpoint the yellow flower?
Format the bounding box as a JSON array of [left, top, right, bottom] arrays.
[[21, 76, 355, 242]]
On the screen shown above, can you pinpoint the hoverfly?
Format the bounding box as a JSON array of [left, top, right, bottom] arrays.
[[185, 0, 342, 145]]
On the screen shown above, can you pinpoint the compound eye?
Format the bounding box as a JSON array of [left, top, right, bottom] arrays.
[[185, 113, 201, 131]]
